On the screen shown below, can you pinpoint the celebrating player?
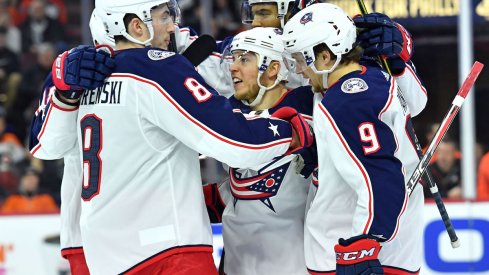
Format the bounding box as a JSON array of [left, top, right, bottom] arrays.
[[40, 0, 312, 273], [210, 27, 315, 274], [283, 3, 424, 274], [29, 9, 115, 275]]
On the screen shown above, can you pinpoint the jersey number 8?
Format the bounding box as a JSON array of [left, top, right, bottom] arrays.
[[81, 115, 103, 201]]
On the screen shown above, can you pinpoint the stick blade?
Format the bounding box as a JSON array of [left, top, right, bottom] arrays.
[[458, 61, 484, 98]]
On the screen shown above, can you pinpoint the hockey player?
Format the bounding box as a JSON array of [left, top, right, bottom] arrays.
[[29, 10, 115, 275], [212, 27, 315, 274], [43, 0, 312, 274], [282, 3, 424, 274]]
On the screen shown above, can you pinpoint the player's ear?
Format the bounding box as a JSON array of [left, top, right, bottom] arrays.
[[128, 17, 146, 38], [266, 61, 280, 79]]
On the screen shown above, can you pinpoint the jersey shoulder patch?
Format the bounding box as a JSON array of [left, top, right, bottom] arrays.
[[341, 78, 369, 94], [147, 49, 175, 60]]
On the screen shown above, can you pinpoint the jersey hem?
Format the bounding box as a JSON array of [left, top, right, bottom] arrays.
[[122, 244, 213, 274], [61, 247, 84, 259], [306, 266, 419, 275]]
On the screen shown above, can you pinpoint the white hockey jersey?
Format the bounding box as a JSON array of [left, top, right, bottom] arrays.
[[305, 66, 424, 274], [55, 48, 294, 275], [221, 87, 314, 275]]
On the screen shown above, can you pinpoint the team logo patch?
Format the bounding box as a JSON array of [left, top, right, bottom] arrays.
[[300, 12, 313, 25], [229, 163, 289, 212], [341, 78, 369, 93], [147, 50, 175, 61]]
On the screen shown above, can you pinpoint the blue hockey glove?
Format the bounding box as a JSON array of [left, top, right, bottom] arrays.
[[335, 235, 384, 275], [52, 45, 115, 100], [295, 139, 317, 178], [353, 13, 413, 75], [271, 107, 313, 155]]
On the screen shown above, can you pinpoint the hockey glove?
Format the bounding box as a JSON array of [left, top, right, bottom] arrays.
[[295, 139, 317, 178], [353, 13, 413, 75], [52, 45, 115, 100], [271, 107, 313, 155], [203, 183, 226, 223], [335, 235, 384, 275]]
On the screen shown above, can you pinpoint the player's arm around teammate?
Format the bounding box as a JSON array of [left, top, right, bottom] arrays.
[[283, 4, 423, 274]]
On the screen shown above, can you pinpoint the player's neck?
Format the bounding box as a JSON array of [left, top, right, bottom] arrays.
[[116, 41, 146, 51], [251, 84, 287, 111], [327, 62, 362, 88]]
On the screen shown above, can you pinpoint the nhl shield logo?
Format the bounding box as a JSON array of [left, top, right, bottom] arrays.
[[300, 12, 313, 25], [341, 78, 369, 94]]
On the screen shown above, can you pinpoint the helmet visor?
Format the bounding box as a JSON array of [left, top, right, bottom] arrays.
[[151, 0, 181, 25]]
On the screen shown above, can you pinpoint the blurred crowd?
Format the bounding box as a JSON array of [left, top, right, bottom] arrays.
[[0, 0, 488, 214]]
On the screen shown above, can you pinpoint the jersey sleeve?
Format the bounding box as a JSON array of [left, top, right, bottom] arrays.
[[319, 76, 408, 242], [393, 61, 427, 117], [121, 52, 293, 168], [29, 73, 79, 159]]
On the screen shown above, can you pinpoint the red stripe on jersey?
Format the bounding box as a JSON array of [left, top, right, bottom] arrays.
[[318, 103, 374, 234], [111, 73, 292, 150], [61, 247, 85, 258], [405, 65, 427, 96], [307, 269, 335, 275], [378, 79, 395, 121], [387, 188, 409, 242], [124, 245, 213, 274]]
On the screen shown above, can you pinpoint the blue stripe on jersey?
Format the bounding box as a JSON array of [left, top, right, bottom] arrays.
[[321, 66, 406, 240], [29, 73, 54, 151], [112, 48, 293, 147]]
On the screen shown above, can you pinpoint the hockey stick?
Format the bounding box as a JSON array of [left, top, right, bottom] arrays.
[[407, 62, 484, 195], [354, 0, 462, 248]]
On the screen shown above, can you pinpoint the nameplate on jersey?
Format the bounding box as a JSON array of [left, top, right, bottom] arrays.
[[341, 78, 368, 94], [80, 80, 125, 106], [148, 49, 175, 61]]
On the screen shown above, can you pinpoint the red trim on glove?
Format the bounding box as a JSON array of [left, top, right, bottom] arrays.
[[52, 51, 71, 91], [395, 23, 413, 62]]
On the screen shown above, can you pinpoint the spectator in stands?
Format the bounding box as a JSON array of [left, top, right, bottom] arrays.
[[1, 167, 58, 213], [12, 42, 55, 141], [478, 149, 489, 199], [427, 139, 462, 199], [0, 0, 23, 26], [19, 0, 66, 53], [19, 0, 67, 25], [0, 26, 21, 108], [0, 11, 21, 54]]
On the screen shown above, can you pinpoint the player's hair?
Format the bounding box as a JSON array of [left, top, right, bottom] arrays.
[[312, 43, 362, 66], [114, 13, 140, 44]]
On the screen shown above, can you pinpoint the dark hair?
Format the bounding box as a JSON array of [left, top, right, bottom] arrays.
[[313, 43, 362, 65], [114, 13, 140, 44]]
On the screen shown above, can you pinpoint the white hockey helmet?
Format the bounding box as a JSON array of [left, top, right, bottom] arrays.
[[241, 0, 295, 28], [89, 9, 115, 48], [228, 27, 288, 107], [282, 3, 356, 75], [95, 0, 180, 47]]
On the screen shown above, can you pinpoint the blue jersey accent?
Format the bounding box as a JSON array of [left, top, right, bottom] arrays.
[[228, 86, 314, 118], [113, 48, 293, 146], [29, 73, 54, 151], [321, 66, 406, 240]]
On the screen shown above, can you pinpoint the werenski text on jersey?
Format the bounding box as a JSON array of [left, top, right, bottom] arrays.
[[80, 80, 123, 105]]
